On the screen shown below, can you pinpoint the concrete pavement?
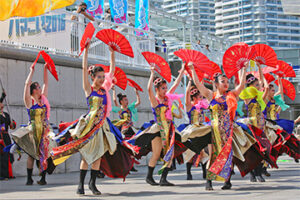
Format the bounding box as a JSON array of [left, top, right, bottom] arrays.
[[0, 156, 299, 200]]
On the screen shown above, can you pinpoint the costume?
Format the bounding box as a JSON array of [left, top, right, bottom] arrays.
[[130, 93, 187, 172], [51, 74, 139, 179], [11, 96, 56, 174], [207, 91, 262, 181], [112, 101, 138, 140]]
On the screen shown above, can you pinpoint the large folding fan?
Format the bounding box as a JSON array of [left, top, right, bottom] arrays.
[[142, 51, 171, 82], [251, 44, 278, 67], [273, 60, 296, 78], [275, 79, 296, 101], [128, 78, 143, 92], [33, 51, 59, 81], [223, 43, 256, 79], [96, 29, 134, 58], [79, 22, 95, 56], [174, 49, 211, 74]]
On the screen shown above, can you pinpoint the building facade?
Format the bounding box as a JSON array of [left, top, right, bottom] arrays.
[[215, 0, 300, 49]]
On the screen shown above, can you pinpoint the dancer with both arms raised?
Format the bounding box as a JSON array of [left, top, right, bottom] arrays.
[[51, 42, 139, 195]]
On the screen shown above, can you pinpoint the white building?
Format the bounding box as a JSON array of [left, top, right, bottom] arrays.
[[215, 0, 300, 49], [151, 0, 215, 34]]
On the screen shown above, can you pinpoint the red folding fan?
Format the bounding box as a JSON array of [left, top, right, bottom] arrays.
[[95, 64, 128, 90], [251, 44, 277, 67], [79, 22, 95, 56], [275, 79, 296, 101], [174, 49, 211, 74], [273, 60, 296, 78], [33, 51, 59, 81], [204, 61, 222, 80], [142, 51, 171, 82], [128, 78, 143, 92], [223, 43, 256, 79], [96, 29, 134, 58]]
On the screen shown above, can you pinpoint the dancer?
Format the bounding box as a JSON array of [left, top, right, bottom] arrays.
[[263, 77, 300, 161], [51, 42, 139, 195], [112, 86, 140, 140], [239, 63, 289, 182], [192, 62, 263, 190], [11, 63, 56, 185], [112, 86, 141, 172], [177, 76, 211, 181], [0, 91, 16, 180], [132, 63, 186, 186]]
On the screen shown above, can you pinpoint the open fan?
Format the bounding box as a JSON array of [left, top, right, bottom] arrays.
[[79, 22, 95, 56], [96, 29, 134, 58], [251, 44, 277, 67], [128, 78, 143, 92], [223, 43, 256, 79], [95, 64, 128, 90], [142, 51, 171, 82], [273, 60, 296, 78], [33, 51, 59, 81], [275, 79, 296, 101], [174, 49, 211, 74], [204, 61, 222, 80]]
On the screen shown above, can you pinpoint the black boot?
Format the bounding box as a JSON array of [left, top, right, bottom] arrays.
[[205, 179, 213, 190], [256, 165, 265, 182], [221, 180, 232, 190], [89, 170, 101, 195], [250, 170, 257, 182], [146, 166, 159, 186], [159, 167, 174, 186], [97, 171, 105, 178], [77, 169, 87, 195], [37, 171, 47, 185], [202, 162, 207, 179], [130, 166, 138, 172], [26, 168, 33, 185], [186, 162, 193, 180], [262, 167, 270, 177]]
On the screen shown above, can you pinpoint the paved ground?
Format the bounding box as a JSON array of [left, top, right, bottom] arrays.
[[1, 156, 299, 200]]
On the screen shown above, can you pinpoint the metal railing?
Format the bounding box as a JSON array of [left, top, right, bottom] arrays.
[[0, 10, 155, 69]]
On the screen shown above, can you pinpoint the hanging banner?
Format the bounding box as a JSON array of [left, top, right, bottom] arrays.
[[84, 0, 104, 19], [135, 0, 149, 36], [109, 0, 128, 24], [0, 0, 76, 21]]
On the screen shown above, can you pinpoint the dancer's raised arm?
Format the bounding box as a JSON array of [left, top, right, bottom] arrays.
[[109, 47, 115, 77], [275, 76, 284, 99], [168, 63, 185, 94], [135, 89, 141, 108], [189, 62, 213, 101], [147, 66, 157, 107], [232, 62, 248, 97], [82, 41, 91, 97], [185, 76, 192, 111], [42, 64, 48, 98], [24, 64, 35, 108]]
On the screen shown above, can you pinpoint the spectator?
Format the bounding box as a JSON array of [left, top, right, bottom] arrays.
[[205, 44, 211, 52], [104, 8, 113, 22], [194, 39, 201, 50], [162, 39, 167, 53], [70, 2, 95, 54], [155, 39, 159, 51]]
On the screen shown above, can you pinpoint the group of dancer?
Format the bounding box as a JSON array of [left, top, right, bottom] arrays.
[[1, 29, 300, 196]]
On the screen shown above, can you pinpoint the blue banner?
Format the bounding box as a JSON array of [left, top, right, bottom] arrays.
[[109, 0, 128, 24], [84, 0, 105, 19], [135, 0, 149, 36]]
